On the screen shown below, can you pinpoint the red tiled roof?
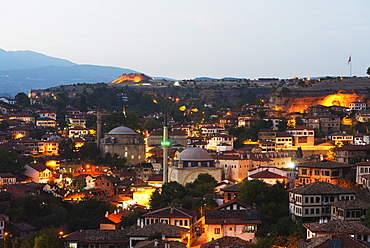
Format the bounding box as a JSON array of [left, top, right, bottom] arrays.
[[142, 206, 197, 219], [26, 162, 49, 172], [200, 236, 251, 248], [303, 219, 370, 234], [148, 175, 163, 182], [287, 125, 314, 130], [107, 210, 131, 223], [249, 170, 287, 179], [336, 144, 370, 151], [214, 198, 251, 210], [205, 210, 261, 225]]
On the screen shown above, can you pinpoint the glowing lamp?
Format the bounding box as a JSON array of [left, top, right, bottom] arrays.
[[161, 141, 170, 147], [287, 162, 295, 168]]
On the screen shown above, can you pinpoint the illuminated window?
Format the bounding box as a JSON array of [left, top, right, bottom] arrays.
[[214, 228, 220, 234], [244, 225, 255, 232]]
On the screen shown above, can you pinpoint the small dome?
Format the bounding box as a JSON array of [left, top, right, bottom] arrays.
[[108, 126, 137, 135], [178, 147, 213, 161]]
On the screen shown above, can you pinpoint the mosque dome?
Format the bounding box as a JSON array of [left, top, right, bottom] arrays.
[[178, 147, 213, 161], [108, 126, 137, 135]]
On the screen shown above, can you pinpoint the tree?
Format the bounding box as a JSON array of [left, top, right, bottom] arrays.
[[0, 146, 29, 173], [240, 179, 270, 207], [295, 117, 303, 126], [33, 228, 64, 248], [119, 211, 145, 228], [58, 138, 77, 159], [296, 147, 303, 158], [149, 182, 188, 210], [68, 197, 114, 231], [367, 67, 370, 76], [14, 92, 30, 107], [143, 119, 161, 132], [185, 173, 217, 197], [78, 141, 99, 160], [77, 95, 88, 112]]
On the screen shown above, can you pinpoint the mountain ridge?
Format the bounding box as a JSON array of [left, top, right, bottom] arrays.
[[0, 49, 144, 95]]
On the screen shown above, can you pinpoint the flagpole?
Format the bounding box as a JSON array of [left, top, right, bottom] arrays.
[[348, 55, 352, 77]]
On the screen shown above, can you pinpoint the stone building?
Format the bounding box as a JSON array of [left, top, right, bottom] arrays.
[[100, 126, 145, 165], [168, 147, 222, 185]]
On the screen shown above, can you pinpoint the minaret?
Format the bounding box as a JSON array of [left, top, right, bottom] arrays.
[[96, 109, 102, 149], [161, 113, 170, 184]]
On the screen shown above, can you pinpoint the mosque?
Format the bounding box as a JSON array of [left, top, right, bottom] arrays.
[[168, 147, 222, 185], [100, 126, 145, 165]]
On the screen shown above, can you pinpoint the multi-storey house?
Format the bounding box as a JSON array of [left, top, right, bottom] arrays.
[[219, 115, 238, 128], [355, 161, 370, 185], [36, 118, 57, 128], [0, 173, 16, 185], [328, 132, 354, 146], [94, 175, 121, 196], [355, 110, 370, 123], [201, 125, 223, 137], [275, 132, 293, 148], [349, 100, 366, 111], [36, 110, 57, 120], [301, 115, 320, 129], [308, 105, 330, 116], [203, 198, 261, 243], [296, 160, 354, 186], [206, 134, 235, 152], [24, 162, 52, 183], [289, 182, 356, 221], [140, 206, 198, 229], [335, 145, 370, 164], [330, 200, 370, 222], [221, 183, 243, 202], [263, 116, 279, 130], [303, 219, 370, 243], [212, 154, 250, 181], [286, 126, 315, 147], [319, 115, 341, 133]]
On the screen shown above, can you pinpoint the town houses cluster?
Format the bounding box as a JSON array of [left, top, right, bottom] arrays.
[[2, 93, 370, 247]]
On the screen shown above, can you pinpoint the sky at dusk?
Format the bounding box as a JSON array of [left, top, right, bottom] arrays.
[[1, 0, 369, 79]]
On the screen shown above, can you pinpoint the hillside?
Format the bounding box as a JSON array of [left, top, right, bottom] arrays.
[[269, 77, 370, 112], [0, 49, 142, 95]]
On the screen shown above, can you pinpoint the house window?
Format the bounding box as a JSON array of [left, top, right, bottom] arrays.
[[244, 225, 255, 232], [214, 228, 220, 234], [184, 220, 188, 226], [227, 193, 232, 200], [332, 171, 339, 177], [302, 169, 307, 175]]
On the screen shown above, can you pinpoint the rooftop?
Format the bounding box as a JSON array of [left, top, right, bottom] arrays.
[[290, 182, 355, 195]]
